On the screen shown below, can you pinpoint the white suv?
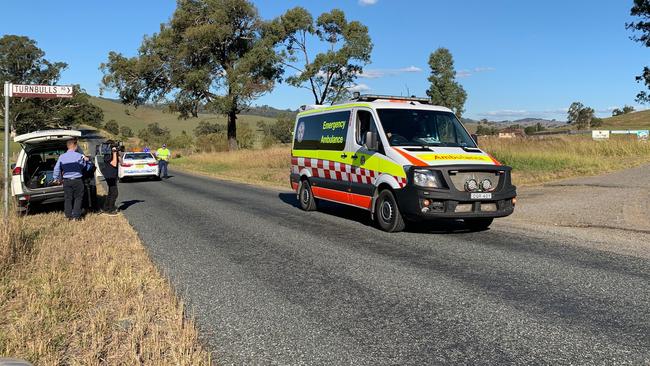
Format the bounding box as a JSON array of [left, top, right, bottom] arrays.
[[10, 129, 83, 213]]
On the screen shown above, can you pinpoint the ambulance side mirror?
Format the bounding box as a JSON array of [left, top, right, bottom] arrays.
[[365, 131, 378, 151], [471, 134, 479, 146]]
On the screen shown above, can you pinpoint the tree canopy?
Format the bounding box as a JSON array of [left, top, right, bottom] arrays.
[[627, 0, 650, 103], [426, 48, 467, 117], [612, 105, 636, 116], [269, 7, 373, 105], [567, 102, 594, 130], [101, 0, 283, 150], [0, 35, 103, 133]]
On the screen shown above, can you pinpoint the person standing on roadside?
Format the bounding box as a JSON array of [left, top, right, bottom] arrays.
[[156, 143, 171, 179], [53, 137, 92, 220], [102, 140, 120, 215]]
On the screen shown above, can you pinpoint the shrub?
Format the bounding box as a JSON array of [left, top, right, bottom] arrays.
[[119, 126, 133, 138], [262, 134, 277, 148], [104, 120, 120, 135], [196, 132, 228, 152], [258, 114, 295, 146], [194, 120, 225, 137], [171, 131, 194, 148], [237, 124, 254, 149], [138, 123, 171, 146]]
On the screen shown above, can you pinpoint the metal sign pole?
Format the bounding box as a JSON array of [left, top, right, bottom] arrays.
[[3, 81, 9, 220]]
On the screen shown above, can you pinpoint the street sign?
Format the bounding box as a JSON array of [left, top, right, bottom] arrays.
[[3, 82, 75, 220], [10, 84, 73, 99]]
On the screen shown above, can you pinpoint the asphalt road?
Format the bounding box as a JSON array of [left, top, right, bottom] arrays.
[[116, 170, 650, 365]]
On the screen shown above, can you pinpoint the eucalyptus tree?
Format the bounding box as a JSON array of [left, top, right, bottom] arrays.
[[101, 0, 283, 150], [270, 7, 373, 105]]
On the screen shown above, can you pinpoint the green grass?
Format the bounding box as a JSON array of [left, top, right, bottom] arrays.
[[91, 97, 276, 136], [599, 109, 650, 130]]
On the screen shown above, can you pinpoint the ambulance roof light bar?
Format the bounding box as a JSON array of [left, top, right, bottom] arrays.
[[350, 92, 432, 104]]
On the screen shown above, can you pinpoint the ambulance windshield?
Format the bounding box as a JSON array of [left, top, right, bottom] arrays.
[[376, 109, 477, 148]]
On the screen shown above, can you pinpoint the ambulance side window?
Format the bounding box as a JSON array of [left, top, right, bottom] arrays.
[[293, 111, 350, 151], [355, 110, 378, 147]]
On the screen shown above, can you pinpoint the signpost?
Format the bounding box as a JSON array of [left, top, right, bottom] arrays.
[[2, 82, 73, 220], [591, 130, 610, 140], [3, 82, 9, 221]]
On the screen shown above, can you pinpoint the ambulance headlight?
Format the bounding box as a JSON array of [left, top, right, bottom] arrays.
[[413, 169, 442, 188]]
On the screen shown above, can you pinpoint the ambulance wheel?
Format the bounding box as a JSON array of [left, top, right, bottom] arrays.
[[464, 218, 493, 231], [299, 180, 317, 211], [375, 189, 406, 232]]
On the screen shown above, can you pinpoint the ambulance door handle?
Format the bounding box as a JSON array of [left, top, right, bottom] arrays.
[[340, 153, 348, 158], [351, 154, 358, 159]]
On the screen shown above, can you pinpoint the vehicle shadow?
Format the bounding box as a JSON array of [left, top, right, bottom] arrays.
[[118, 200, 145, 211], [277, 192, 478, 234], [117, 177, 162, 184]]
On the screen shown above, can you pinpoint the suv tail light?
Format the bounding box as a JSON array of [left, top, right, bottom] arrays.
[[120, 163, 133, 167], [12, 166, 22, 176], [147, 163, 158, 167]]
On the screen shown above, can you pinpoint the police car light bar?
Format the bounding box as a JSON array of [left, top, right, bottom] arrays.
[[351, 93, 432, 104]]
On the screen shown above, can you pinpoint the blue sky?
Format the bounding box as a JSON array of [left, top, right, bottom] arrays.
[[1, 0, 646, 121]]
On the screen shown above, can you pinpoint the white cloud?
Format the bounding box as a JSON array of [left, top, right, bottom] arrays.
[[358, 70, 385, 79], [358, 0, 378, 5], [357, 66, 423, 79], [457, 66, 496, 78], [348, 83, 371, 92], [473, 67, 496, 73], [399, 65, 422, 73]]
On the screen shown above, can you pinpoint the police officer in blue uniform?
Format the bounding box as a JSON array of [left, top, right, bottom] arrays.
[[53, 137, 93, 220]]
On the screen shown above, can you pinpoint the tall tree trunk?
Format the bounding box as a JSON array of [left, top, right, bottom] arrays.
[[227, 109, 238, 151]]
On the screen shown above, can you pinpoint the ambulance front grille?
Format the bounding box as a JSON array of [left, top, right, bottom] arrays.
[[448, 171, 502, 192]]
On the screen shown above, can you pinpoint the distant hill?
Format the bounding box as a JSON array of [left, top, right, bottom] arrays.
[[599, 109, 650, 130], [463, 117, 564, 130], [90, 97, 276, 136]]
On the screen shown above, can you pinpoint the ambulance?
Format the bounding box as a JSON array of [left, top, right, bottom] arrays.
[[289, 94, 516, 232]]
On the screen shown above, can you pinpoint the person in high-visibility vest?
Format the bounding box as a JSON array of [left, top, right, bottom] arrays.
[[155, 143, 171, 179]]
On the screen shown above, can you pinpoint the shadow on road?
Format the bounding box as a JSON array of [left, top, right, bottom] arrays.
[[118, 200, 145, 211], [278, 193, 481, 234]]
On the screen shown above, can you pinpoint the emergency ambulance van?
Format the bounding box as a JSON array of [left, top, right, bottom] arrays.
[[289, 94, 517, 232]]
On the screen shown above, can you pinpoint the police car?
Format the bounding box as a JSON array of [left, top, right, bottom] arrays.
[[118, 152, 159, 181]]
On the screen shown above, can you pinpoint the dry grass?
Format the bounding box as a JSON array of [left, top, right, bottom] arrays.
[[173, 145, 291, 188], [480, 135, 650, 185], [0, 205, 211, 364], [173, 136, 650, 188]]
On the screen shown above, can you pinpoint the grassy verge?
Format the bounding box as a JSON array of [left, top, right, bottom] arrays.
[[481, 136, 650, 185], [171, 136, 650, 188], [172, 145, 290, 189], [0, 202, 211, 364]]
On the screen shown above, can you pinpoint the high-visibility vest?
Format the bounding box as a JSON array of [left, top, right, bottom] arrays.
[[156, 148, 171, 161]]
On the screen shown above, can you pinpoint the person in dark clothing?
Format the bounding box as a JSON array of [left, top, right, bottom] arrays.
[[102, 141, 120, 215], [53, 137, 92, 220]]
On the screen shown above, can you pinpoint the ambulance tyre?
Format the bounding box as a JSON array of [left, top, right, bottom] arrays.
[[299, 180, 317, 211], [464, 218, 493, 231], [375, 189, 406, 233]]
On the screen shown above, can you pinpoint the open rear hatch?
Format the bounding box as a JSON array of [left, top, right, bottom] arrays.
[[15, 130, 82, 194], [14, 129, 82, 145]]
